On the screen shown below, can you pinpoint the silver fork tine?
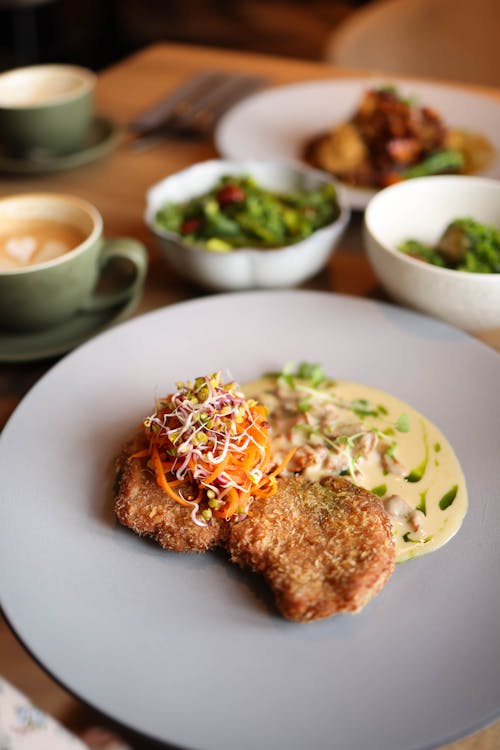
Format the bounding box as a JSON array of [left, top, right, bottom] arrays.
[[160, 72, 236, 126], [172, 75, 264, 135], [129, 71, 229, 134], [129, 72, 265, 150]]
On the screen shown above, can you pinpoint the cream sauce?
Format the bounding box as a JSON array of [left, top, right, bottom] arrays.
[[244, 374, 467, 564]]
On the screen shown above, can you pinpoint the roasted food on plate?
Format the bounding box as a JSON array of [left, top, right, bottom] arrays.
[[114, 364, 467, 621], [305, 86, 494, 189]]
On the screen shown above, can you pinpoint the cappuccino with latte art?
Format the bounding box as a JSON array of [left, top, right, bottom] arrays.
[[0, 219, 87, 270]]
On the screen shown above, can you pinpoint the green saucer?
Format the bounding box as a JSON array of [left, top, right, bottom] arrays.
[[0, 289, 141, 363], [0, 116, 119, 174]]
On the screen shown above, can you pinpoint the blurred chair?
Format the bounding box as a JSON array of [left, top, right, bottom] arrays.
[[323, 0, 500, 87]]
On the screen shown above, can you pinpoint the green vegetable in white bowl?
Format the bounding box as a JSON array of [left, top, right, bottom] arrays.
[[363, 175, 500, 332], [146, 160, 350, 291], [154, 175, 340, 252], [399, 217, 500, 273]]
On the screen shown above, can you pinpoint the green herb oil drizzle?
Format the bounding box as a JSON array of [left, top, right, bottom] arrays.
[[405, 420, 429, 483], [416, 489, 427, 515], [439, 485, 458, 511]]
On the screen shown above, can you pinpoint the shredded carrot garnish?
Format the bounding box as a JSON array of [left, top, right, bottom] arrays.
[[129, 448, 150, 459], [136, 371, 292, 526], [269, 447, 297, 478], [150, 443, 193, 508]]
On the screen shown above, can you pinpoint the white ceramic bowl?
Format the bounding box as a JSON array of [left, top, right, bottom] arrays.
[[364, 175, 500, 332], [145, 159, 350, 291]]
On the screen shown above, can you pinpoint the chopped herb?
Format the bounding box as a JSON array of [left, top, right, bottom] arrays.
[[349, 398, 378, 417], [395, 413, 411, 433], [296, 362, 325, 386], [278, 361, 327, 391], [403, 532, 432, 543], [385, 441, 398, 457]]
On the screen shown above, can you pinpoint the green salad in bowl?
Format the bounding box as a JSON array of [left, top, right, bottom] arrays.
[[399, 217, 500, 273], [145, 159, 350, 291], [154, 175, 340, 252]]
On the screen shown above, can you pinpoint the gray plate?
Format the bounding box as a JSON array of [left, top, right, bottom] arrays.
[[0, 290, 499, 750]]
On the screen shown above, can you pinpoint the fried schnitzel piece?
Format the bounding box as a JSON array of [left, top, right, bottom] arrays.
[[114, 433, 228, 552], [228, 475, 395, 622], [115, 435, 394, 619]]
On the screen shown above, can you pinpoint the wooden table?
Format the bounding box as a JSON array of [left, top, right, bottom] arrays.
[[1, 43, 499, 750]]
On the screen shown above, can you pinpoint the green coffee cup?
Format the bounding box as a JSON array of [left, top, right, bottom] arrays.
[[0, 64, 96, 156], [0, 193, 148, 332]]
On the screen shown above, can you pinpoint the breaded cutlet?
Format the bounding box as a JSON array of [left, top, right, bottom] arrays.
[[115, 437, 395, 620], [114, 433, 228, 552], [228, 475, 395, 622]]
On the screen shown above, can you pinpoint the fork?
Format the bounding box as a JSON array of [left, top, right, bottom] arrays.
[[129, 71, 265, 149]]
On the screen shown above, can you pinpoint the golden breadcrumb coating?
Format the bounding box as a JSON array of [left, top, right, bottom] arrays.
[[114, 433, 227, 552], [228, 475, 395, 622], [114, 437, 395, 620]]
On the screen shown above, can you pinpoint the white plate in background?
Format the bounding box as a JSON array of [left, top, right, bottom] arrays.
[[216, 77, 500, 210]]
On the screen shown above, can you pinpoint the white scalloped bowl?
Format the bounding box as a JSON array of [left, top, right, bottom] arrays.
[[145, 159, 350, 291], [364, 175, 500, 332]]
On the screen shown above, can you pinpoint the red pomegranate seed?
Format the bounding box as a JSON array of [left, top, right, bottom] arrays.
[[216, 184, 246, 207]]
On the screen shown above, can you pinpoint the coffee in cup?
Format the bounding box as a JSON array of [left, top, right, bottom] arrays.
[[0, 64, 96, 156], [0, 218, 87, 270], [0, 193, 148, 332]]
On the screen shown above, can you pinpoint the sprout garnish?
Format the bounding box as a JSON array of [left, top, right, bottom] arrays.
[[143, 371, 282, 525]]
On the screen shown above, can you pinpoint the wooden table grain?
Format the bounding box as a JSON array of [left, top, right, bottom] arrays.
[[0, 42, 499, 750]]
